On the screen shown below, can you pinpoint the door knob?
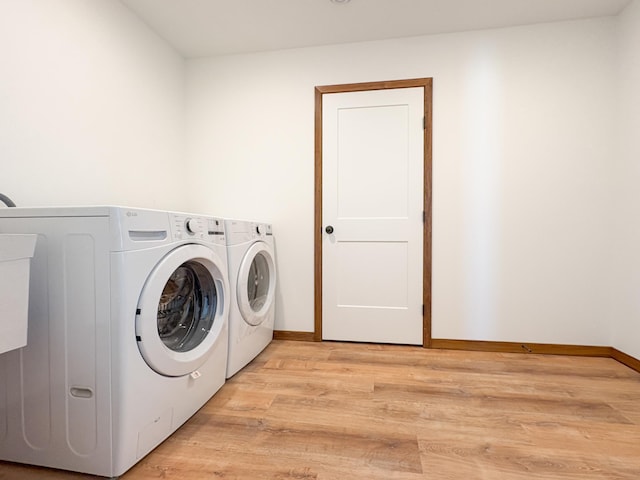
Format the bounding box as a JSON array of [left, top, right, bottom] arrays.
[[325, 225, 334, 234]]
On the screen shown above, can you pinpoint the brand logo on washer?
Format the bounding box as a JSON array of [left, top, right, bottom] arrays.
[[126, 211, 138, 217]]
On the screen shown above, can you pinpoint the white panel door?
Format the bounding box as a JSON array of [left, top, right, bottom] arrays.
[[322, 87, 424, 345]]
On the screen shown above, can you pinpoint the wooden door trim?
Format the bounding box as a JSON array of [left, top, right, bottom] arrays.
[[314, 78, 433, 346]]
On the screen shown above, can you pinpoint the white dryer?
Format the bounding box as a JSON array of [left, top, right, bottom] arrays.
[[0, 206, 229, 477], [224, 219, 276, 378]]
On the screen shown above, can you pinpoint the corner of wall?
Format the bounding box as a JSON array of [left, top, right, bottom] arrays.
[[609, 0, 640, 360]]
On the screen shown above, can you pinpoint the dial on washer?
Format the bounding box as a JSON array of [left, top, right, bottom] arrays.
[[185, 218, 199, 234]]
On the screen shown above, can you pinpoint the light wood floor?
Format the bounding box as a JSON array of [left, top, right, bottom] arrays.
[[2, 340, 640, 479]]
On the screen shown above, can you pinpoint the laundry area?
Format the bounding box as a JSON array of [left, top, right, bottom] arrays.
[[2, 0, 640, 478]]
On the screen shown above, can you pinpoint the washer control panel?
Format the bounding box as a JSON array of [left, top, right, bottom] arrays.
[[170, 214, 225, 242]]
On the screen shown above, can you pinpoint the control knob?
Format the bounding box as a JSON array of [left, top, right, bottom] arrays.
[[185, 218, 200, 234]]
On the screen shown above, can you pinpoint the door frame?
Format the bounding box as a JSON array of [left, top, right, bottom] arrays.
[[314, 78, 433, 347]]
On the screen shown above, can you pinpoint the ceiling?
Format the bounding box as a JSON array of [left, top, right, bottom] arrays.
[[120, 0, 632, 58]]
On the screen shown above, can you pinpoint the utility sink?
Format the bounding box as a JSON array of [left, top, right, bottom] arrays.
[[0, 234, 37, 354]]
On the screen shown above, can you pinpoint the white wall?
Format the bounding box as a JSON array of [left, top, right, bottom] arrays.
[[0, 0, 186, 211], [187, 18, 617, 344], [610, 0, 640, 359]]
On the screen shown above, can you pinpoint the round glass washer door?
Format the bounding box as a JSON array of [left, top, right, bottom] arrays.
[[237, 241, 276, 326], [136, 244, 228, 377]]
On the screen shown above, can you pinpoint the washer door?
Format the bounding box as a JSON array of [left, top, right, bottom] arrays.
[[237, 241, 276, 326], [136, 244, 227, 377]]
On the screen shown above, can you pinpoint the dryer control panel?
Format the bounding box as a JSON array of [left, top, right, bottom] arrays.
[[225, 219, 273, 245], [254, 223, 272, 236]]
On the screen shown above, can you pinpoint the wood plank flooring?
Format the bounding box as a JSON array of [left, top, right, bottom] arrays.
[[1, 340, 640, 479]]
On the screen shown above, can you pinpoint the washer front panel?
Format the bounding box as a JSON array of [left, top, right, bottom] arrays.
[[136, 244, 227, 377], [237, 241, 276, 327]]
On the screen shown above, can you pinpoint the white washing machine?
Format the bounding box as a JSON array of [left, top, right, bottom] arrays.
[[224, 219, 276, 378], [0, 206, 229, 478]]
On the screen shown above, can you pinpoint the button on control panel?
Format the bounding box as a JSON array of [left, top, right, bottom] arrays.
[[208, 218, 224, 236]]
